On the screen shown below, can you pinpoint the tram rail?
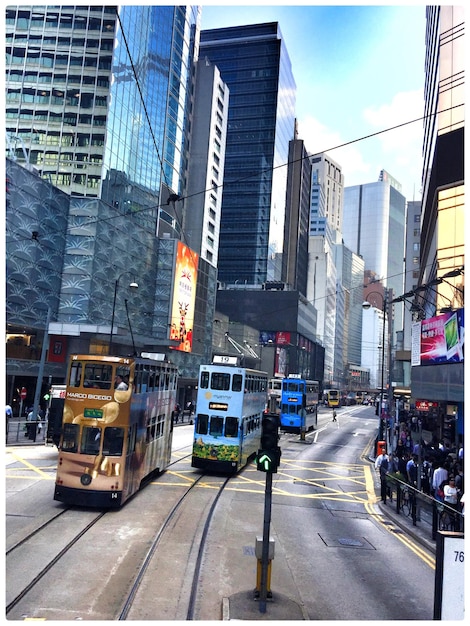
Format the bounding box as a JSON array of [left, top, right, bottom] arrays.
[[6, 447, 234, 621]]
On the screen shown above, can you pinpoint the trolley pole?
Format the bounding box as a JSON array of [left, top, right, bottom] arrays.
[[259, 470, 273, 614]]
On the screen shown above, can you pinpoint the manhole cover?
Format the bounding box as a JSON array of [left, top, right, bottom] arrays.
[[318, 534, 375, 549], [338, 537, 363, 547]]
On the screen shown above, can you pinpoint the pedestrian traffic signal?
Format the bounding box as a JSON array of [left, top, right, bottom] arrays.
[[260, 413, 279, 450]]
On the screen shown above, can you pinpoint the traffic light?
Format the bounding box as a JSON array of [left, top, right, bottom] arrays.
[[257, 413, 281, 473], [260, 413, 279, 449]]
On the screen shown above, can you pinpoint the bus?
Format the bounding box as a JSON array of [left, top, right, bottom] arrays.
[[191, 362, 268, 473], [267, 377, 282, 413], [280, 375, 320, 433], [323, 389, 340, 408], [54, 353, 178, 508]]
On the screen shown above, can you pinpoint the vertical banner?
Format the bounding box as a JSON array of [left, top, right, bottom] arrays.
[[169, 242, 198, 352]]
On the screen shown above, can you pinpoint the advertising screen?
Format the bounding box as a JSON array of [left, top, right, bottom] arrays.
[[169, 242, 198, 352], [414, 309, 464, 366]]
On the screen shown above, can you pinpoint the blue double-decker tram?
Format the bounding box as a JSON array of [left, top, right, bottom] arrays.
[[280, 375, 319, 433], [191, 357, 268, 473]]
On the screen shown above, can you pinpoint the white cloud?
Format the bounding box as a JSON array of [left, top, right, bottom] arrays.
[[363, 90, 423, 154], [298, 91, 424, 198], [298, 115, 373, 187]]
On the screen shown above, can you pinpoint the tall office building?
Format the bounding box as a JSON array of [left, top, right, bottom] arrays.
[[6, 5, 199, 231], [282, 122, 310, 297], [5, 6, 223, 402], [307, 153, 345, 387], [310, 153, 344, 234], [184, 58, 229, 268], [342, 171, 407, 333], [411, 6, 464, 441], [200, 22, 296, 286]]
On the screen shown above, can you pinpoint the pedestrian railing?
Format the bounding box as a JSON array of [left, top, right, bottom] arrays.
[[6, 419, 46, 444], [385, 473, 464, 539]]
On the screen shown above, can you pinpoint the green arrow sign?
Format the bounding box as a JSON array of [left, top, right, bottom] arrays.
[[258, 454, 272, 471]]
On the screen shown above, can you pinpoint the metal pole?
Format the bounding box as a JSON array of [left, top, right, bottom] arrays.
[[109, 278, 119, 354], [259, 471, 273, 613], [32, 307, 51, 442], [124, 298, 136, 355], [378, 294, 386, 442]]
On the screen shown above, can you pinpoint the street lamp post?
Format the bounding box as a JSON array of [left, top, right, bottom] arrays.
[[362, 290, 389, 445], [109, 273, 138, 355]]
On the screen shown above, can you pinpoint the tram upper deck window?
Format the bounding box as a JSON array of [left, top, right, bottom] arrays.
[[196, 413, 208, 435], [232, 374, 242, 392], [211, 372, 230, 391], [209, 416, 224, 436], [225, 416, 239, 437], [285, 381, 298, 392], [200, 371, 209, 389], [84, 363, 113, 389], [69, 361, 83, 387]]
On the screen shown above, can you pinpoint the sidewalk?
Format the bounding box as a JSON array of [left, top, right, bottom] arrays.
[[368, 449, 437, 555]]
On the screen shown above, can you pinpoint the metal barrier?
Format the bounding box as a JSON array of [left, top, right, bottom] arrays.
[[6, 419, 47, 444], [385, 474, 464, 540]]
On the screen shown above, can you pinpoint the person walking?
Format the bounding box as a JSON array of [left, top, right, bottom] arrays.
[[432, 461, 448, 501], [443, 477, 460, 530], [375, 448, 390, 504], [6, 404, 13, 442], [332, 409, 337, 422]]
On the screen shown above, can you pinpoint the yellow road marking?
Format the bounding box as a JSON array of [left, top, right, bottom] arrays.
[[7, 452, 54, 479]]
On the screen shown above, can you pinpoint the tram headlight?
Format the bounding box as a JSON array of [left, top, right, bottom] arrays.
[[80, 473, 92, 486]]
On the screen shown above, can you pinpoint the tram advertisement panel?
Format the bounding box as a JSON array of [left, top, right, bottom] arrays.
[[169, 241, 199, 353], [412, 309, 464, 366]]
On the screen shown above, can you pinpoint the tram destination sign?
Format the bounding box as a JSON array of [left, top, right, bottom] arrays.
[[209, 402, 228, 411], [84, 408, 104, 419]]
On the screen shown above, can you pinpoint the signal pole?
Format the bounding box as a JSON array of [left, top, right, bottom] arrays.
[[256, 413, 280, 612], [259, 469, 273, 613]]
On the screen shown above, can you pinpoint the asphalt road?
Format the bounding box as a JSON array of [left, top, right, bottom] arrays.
[[5, 405, 436, 620]]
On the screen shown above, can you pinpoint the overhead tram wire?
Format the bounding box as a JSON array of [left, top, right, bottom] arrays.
[[8, 101, 464, 247]]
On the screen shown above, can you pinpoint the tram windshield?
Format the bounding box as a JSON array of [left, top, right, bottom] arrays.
[[81, 427, 101, 455], [225, 416, 239, 437], [209, 416, 224, 436]]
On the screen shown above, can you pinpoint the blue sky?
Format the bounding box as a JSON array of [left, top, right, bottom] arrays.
[[200, 3, 427, 201]]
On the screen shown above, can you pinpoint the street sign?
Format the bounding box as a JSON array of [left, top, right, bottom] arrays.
[[20, 387, 27, 399]]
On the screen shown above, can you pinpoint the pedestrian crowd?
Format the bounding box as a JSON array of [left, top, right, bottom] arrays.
[[375, 421, 464, 531]]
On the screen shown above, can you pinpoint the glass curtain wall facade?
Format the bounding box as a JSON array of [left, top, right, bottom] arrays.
[[5, 4, 199, 226], [200, 22, 296, 285]]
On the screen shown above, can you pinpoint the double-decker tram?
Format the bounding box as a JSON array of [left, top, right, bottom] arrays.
[[324, 389, 340, 408], [54, 353, 178, 508], [191, 357, 268, 473], [267, 377, 282, 413], [280, 375, 320, 433]]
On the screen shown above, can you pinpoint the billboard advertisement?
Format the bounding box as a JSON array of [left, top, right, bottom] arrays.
[[411, 309, 464, 366], [169, 242, 198, 352]]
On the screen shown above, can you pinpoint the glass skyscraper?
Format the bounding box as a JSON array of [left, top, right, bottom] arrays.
[[199, 22, 296, 286], [5, 5, 199, 231]]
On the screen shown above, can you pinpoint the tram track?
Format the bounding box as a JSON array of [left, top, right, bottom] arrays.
[[6, 447, 233, 620], [6, 509, 107, 615], [117, 471, 231, 620]]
